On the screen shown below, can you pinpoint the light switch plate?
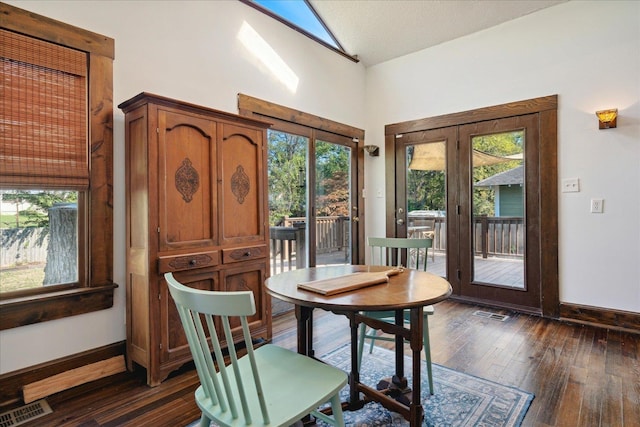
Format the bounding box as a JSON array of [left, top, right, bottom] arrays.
[[562, 178, 580, 193]]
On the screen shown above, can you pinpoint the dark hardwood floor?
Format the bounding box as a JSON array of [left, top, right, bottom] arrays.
[[4, 300, 638, 426]]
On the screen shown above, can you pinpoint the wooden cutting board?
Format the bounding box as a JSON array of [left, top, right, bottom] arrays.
[[297, 269, 402, 296]]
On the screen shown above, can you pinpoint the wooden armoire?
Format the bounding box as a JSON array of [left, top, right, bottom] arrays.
[[118, 93, 272, 386]]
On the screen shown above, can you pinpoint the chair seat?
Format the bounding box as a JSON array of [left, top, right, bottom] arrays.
[[197, 344, 347, 427]]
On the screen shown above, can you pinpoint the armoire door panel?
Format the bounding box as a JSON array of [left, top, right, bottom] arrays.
[[219, 123, 265, 244], [158, 109, 218, 252], [219, 261, 267, 334], [160, 269, 217, 364]]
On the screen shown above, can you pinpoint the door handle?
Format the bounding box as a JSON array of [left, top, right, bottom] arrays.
[[352, 216, 359, 222], [397, 218, 404, 225]]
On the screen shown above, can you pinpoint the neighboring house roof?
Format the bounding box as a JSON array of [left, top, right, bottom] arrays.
[[476, 165, 524, 187]]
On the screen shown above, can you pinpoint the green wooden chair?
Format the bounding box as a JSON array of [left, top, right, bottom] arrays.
[[165, 272, 347, 427], [357, 236, 436, 394]]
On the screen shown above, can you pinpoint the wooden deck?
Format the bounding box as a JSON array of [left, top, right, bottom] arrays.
[[424, 251, 524, 288]]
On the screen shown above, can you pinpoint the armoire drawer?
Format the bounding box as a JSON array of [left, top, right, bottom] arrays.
[[222, 245, 267, 264], [158, 251, 220, 273]]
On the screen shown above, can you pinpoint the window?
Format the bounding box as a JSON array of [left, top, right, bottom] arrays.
[[0, 3, 115, 330], [1, 29, 87, 294], [238, 94, 366, 269], [240, 0, 358, 63]]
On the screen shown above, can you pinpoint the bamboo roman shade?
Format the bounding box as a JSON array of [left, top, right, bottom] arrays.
[[0, 29, 89, 189]]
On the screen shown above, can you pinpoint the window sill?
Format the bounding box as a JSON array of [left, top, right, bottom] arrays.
[[0, 284, 118, 330]]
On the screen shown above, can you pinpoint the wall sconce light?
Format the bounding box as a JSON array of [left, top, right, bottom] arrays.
[[363, 145, 379, 156], [596, 109, 618, 129]]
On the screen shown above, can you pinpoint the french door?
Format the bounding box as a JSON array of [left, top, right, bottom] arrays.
[[394, 127, 456, 279], [389, 96, 558, 315], [267, 128, 358, 271], [311, 130, 358, 267], [455, 115, 540, 310]]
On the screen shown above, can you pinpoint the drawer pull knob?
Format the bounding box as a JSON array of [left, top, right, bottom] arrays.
[[189, 259, 197, 266], [245, 251, 251, 257]]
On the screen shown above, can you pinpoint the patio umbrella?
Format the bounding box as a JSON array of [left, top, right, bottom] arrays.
[[408, 141, 521, 171]]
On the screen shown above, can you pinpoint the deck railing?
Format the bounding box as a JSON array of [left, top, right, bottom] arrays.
[[473, 215, 524, 258], [408, 214, 524, 259], [283, 216, 349, 253], [269, 216, 349, 274], [269, 214, 524, 274]]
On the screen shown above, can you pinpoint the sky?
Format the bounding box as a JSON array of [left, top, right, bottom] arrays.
[[252, 0, 339, 48]]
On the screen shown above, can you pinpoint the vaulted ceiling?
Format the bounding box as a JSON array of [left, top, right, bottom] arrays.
[[309, 0, 568, 67]]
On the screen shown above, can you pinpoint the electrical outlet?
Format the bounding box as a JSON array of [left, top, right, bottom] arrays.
[[590, 198, 604, 213]]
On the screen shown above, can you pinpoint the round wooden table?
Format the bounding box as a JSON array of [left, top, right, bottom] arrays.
[[265, 265, 452, 426]]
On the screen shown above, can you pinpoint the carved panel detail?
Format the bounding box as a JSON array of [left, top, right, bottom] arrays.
[[175, 158, 199, 202], [231, 165, 250, 204], [168, 253, 213, 270]]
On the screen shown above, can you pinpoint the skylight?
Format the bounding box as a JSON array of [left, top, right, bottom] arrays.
[[243, 0, 355, 61]]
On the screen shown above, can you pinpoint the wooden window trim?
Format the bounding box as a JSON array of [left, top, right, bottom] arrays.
[[0, 3, 116, 330], [238, 94, 364, 140]]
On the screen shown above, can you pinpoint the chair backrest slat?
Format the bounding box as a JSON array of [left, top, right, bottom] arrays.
[[242, 315, 270, 423], [368, 236, 432, 271], [165, 272, 268, 425]]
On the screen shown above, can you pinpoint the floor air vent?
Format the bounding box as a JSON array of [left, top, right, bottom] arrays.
[[473, 310, 509, 322], [0, 400, 52, 427]]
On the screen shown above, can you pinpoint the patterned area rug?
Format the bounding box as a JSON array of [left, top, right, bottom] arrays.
[[186, 344, 533, 427], [320, 344, 534, 427]]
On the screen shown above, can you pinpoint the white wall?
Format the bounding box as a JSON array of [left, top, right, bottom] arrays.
[[364, 1, 640, 313], [0, 0, 366, 374]]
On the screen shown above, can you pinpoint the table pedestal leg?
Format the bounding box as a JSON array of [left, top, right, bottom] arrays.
[[393, 310, 407, 390], [295, 305, 313, 357], [348, 313, 362, 409], [409, 307, 424, 425], [372, 308, 424, 426]]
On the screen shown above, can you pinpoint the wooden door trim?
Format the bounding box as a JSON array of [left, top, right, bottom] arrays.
[[384, 95, 559, 318], [385, 95, 557, 135]]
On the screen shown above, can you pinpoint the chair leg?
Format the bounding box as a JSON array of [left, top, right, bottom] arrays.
[[368, 330, 376, 354], [423, 317, 434, 395], [329, 392, 346, 427], [357, 322, 366, 370], [198, 414, 211, 427], [358, 322, 382, 369]]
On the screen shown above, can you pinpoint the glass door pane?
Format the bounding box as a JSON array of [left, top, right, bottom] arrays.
[[406, 141, 447, 276], [314, 139, 352, 266], [471, 130, 525, 288], [267, 129, 309, 274]]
